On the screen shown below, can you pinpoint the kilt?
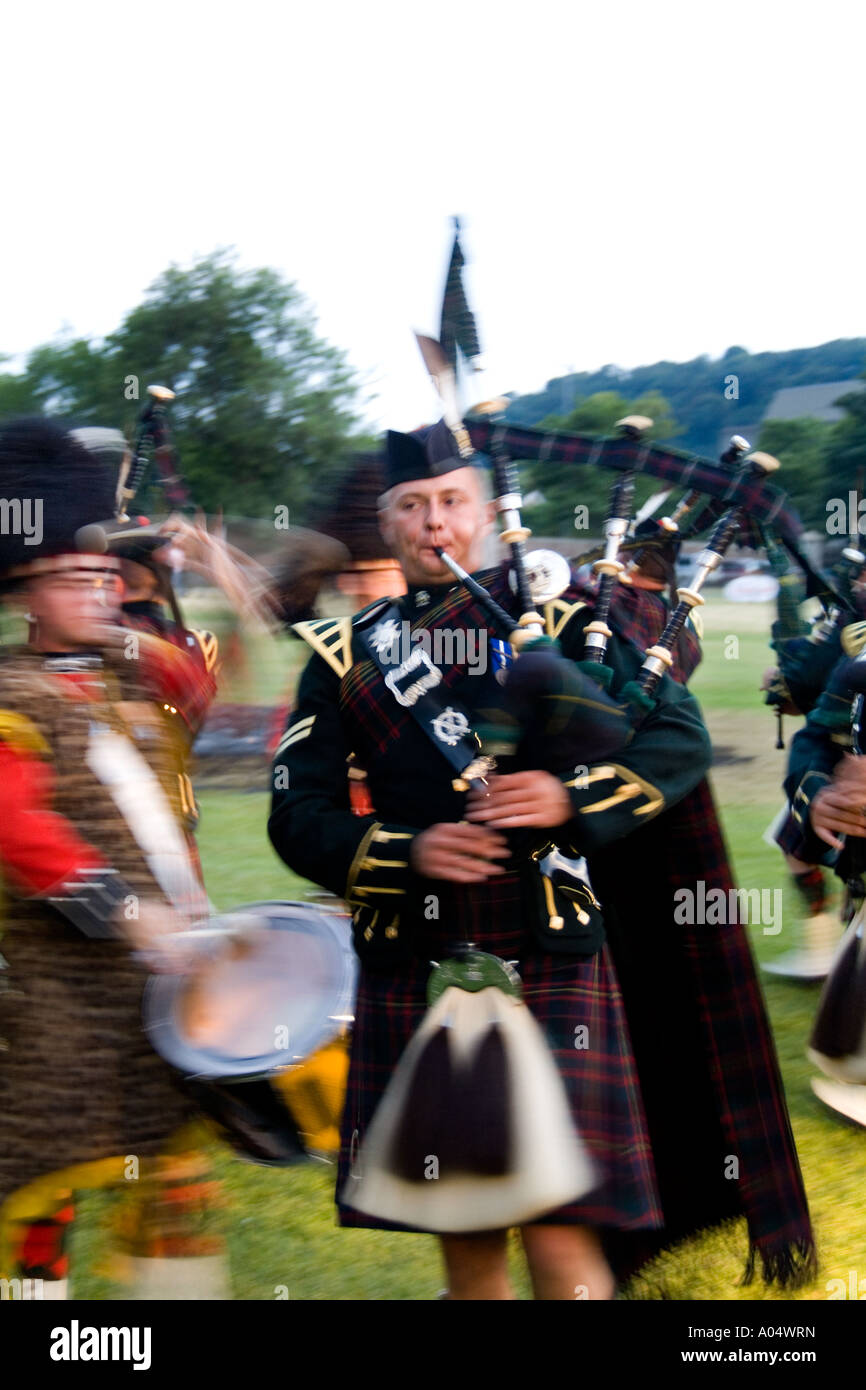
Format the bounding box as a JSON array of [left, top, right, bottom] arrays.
[[336, 871, 663, 1234]]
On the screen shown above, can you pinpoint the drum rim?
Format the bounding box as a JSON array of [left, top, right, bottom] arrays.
[[142, 899, 357, 1080]]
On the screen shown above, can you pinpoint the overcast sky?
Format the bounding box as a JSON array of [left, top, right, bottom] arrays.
[[2, 1, 863, 433]]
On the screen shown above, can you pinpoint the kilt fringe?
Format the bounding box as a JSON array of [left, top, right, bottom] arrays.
[[743, 1233, 819, 1290], [613, 1214, 818, 1294], [591, 777, 816, 1290]]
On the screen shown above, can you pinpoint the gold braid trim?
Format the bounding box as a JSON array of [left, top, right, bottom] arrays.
[[344, 821, 384, 904], [570, 762, 665, 818], [292, 618, 354, 678]]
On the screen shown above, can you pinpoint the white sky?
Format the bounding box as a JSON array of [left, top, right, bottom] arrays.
[[1, 0, 863, 433]]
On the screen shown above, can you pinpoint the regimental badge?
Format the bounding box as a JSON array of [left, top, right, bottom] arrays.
[[369, 618, 402, 659], [432, 706, 471, 746]]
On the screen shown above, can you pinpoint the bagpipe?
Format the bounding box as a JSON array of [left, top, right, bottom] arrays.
[[430, 417, 638, 787], [464, 413, 826, 592], [107, 385, 343, 636], [442, 414, 789, 727], [413, 221, 847, 739], [117, 384, 189, 520], [102, 383, 198, 637]]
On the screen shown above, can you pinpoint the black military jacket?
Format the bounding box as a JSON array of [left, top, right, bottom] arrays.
[[268, 565, 712, 966]]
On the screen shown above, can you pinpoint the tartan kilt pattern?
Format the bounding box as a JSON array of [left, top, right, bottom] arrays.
[[337, 871, 663, 1233], [588, 776, 816, 1285]]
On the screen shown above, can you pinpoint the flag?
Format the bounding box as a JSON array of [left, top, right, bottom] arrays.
[[439, 218, 481, 374]]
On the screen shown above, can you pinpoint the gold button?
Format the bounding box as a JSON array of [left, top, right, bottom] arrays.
[[385, 925, 399, 939]]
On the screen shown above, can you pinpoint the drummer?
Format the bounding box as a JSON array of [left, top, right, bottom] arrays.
[[0, 418, 227, 1299]]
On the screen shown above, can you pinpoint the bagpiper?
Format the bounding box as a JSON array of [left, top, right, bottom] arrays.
[[268, 418, 815, 1298]]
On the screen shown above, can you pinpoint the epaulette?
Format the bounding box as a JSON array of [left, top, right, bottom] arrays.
[[0, 709, 49, 757], [292, 616, 355, 678], [841, 621, 866, 658], [544, 597, 587, 641], [188, 628, 219, 674]]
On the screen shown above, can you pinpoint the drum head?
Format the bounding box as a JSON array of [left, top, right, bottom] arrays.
[[143, 901, 357, 1080]]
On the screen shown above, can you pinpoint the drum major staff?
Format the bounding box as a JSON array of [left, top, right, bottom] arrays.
[[268, 419, 816, 1300]]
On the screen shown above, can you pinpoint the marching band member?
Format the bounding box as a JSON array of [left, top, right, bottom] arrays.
[[761, 542, 863, 979], [0, 418, 227, 1299], [308, 451, 407, 612], [599, 526, 702, 686], [777, 622, 866, 1125], [268, 419, 815, 1299]]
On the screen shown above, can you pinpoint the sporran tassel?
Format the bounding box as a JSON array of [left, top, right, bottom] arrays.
[[390, 1025, 458, 1182]]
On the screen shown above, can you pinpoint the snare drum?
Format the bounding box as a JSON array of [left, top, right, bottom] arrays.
[[142, 900, 357, 1165]]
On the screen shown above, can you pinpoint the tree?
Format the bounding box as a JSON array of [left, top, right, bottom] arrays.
[[756, 417, 835, 529], [0, 251, 371, 521], [828, 374, 866, 499]]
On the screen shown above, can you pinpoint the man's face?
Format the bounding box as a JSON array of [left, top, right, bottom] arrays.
[[24, 559, 124, 650], [119, 557, 161, 602], [336, 561, 406, 610], [378, 467, 492, 585]]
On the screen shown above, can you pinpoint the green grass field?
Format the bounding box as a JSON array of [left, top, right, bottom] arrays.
[[70, 594, 866, 1300]]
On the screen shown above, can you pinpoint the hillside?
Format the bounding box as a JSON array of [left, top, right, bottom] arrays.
[[506, 339, 866, 459]]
